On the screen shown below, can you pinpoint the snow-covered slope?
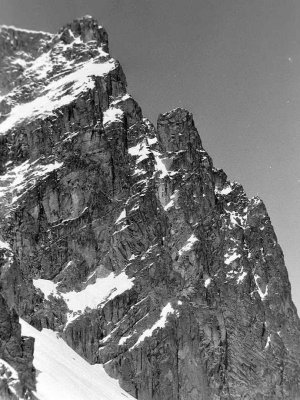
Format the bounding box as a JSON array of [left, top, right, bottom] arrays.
[[20, 319, 134, 400]]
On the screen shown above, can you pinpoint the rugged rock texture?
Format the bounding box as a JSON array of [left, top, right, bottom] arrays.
[[0, 16, 300, 400]]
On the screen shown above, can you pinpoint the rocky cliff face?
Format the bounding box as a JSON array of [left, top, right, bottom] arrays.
[[0, 16, 300, 400]]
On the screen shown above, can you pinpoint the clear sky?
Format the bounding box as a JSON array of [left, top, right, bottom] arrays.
[[1, 0, 299, 313]]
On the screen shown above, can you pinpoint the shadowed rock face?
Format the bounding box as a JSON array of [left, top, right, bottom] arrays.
[[0, 15, 300, 400]]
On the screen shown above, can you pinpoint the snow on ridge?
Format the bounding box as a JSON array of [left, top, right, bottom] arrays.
[[110, 93, 131, 106], [0, 58, 116, 133], [0, 24, 53, 36], [20, 319, 135, 400]]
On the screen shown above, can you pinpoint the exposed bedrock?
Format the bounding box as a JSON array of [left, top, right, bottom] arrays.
[[0, 15, 299, 400]]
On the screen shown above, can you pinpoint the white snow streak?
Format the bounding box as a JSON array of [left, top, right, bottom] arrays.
[[178, 234, 199, 256], [224, 251, 240, 265], [118, 334, 132, 346], [115, 209, 126, 224], [254, 274, 268, 300], [130, 303, 178, 350]]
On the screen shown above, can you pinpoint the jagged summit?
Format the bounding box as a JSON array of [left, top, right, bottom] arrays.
[[58, 15, 108, 51], [0, 16, 119, 137], [0, 17, 300, 400]]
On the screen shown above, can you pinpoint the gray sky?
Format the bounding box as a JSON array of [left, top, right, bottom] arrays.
[[1, 0, 300, 313]]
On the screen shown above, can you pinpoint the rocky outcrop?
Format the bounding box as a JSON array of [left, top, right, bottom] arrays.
[[0, 267, 35, 399], [0, 15, 299, 400]]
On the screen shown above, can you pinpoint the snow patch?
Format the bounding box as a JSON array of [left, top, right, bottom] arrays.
[[20, 319, 135, 400], [33, 272, 134, 323], [237, 271, 247, 283], [224, 251, 240, 265], [148, 137, 157, 145], [103, 107, 124, 126], [204, 278, 211, 288], [225, 209, 247, 228], [178, 234, 199, 256], [33, 279, 58, 299], [164, 199, 174, 211], [118, 334, 132, 346], [128, 140, 150, 163], [65, 271, 134, 314], [265, 335, 271, 349], [0, 239, 11, 250], [215, 185, 232, 195]]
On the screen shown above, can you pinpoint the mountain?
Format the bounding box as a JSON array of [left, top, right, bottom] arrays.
[[0, 15, 300, 400]]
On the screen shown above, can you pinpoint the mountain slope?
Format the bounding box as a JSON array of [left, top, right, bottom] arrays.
[[0, 15, 300, 400], [20, 319, 134, 400]]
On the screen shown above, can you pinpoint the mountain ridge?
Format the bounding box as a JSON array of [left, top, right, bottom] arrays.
[[0, 16, 300, 400]]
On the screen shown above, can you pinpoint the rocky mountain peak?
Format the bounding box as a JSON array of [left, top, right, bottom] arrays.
[[58, 15, 109, 51], [157, 107, 202, 153], [0, 17, 300, 400]]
